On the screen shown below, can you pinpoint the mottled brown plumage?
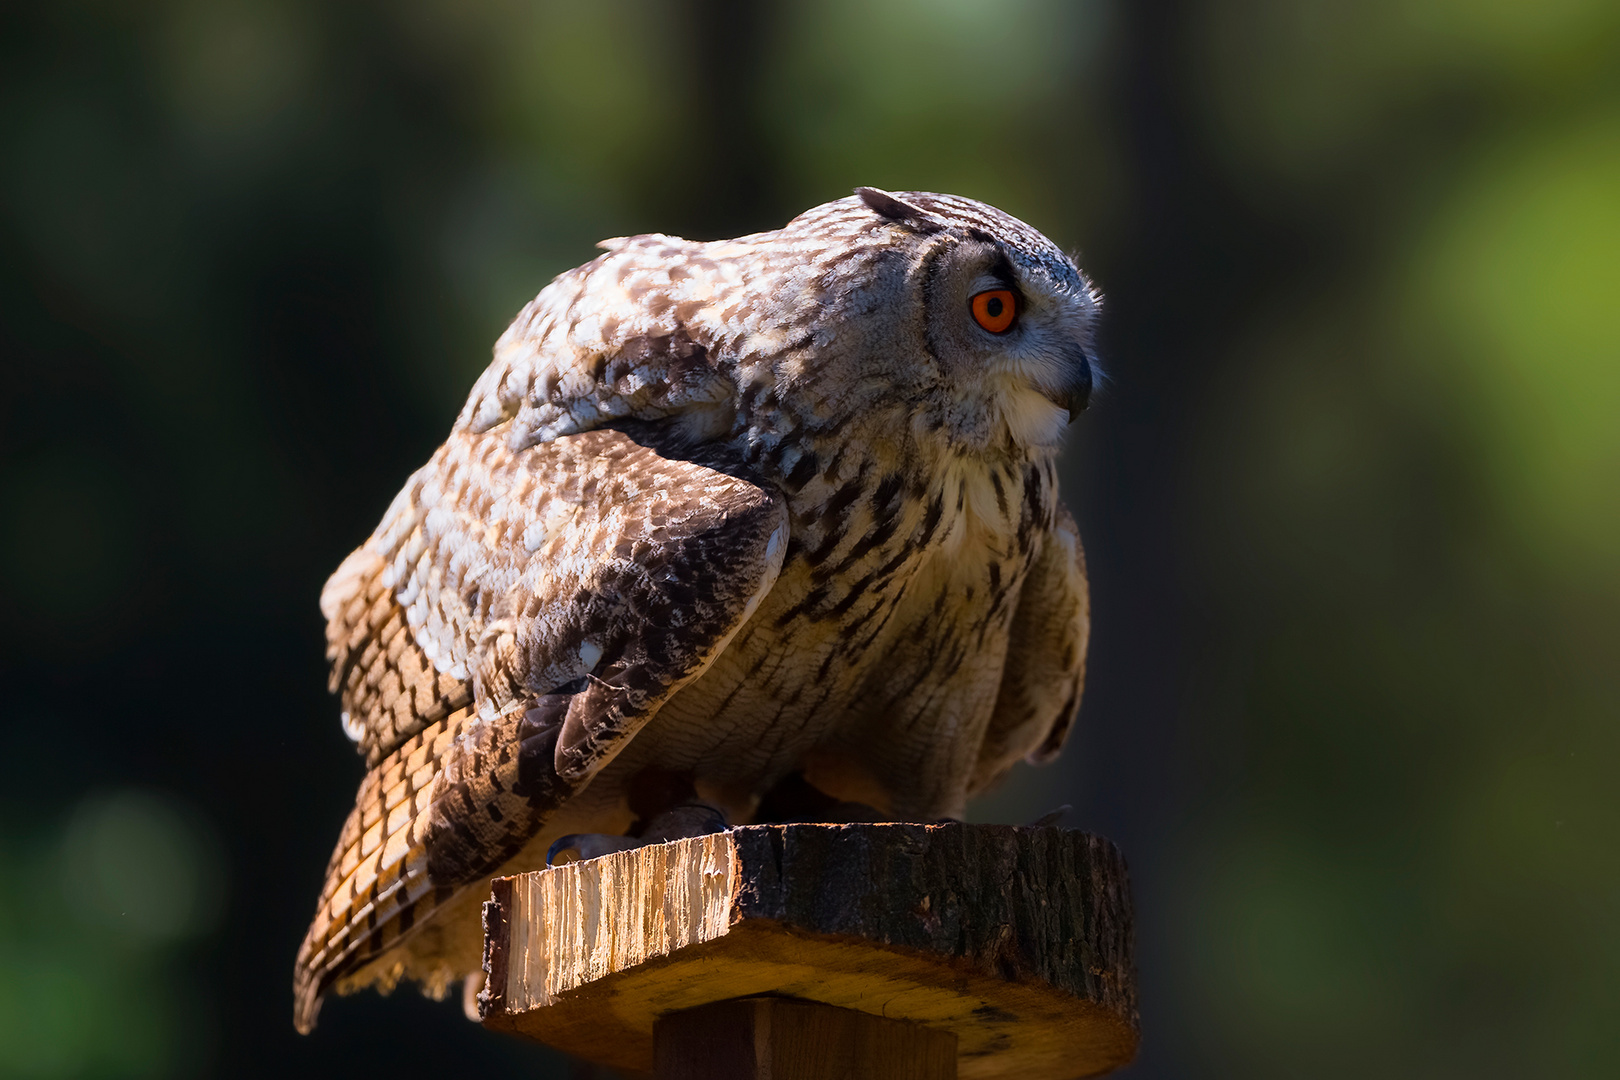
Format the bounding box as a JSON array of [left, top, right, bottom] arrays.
[[294, 189, 1097, 1032]]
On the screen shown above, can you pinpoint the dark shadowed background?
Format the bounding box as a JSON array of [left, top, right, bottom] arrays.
[[2, 1, 1616, 1077]]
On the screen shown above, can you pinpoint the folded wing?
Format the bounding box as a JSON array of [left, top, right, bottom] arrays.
[[294, 425, 787, 1032]]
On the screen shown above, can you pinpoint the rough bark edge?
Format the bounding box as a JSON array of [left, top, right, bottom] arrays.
[[478, 875, 513, 1021], [728, 824, 1138, 1029]]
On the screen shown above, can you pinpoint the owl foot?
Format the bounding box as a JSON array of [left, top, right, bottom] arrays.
[[547, 800, 730, 866]]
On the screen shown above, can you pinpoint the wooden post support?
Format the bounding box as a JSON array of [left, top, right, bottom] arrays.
[[479, 823, 1137, 1079], [655, 997, 957, 1080]]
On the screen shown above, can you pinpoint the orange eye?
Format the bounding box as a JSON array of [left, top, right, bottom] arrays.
[[970, 288, 1017, 333]]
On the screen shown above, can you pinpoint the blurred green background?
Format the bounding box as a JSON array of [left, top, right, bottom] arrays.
[[2, 1, 1616, 1076]]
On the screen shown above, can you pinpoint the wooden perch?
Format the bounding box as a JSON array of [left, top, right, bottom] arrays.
[[480, 823, 1137, 1079]]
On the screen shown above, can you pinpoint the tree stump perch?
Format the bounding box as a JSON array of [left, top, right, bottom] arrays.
[[479, 823, 1137, 1079]]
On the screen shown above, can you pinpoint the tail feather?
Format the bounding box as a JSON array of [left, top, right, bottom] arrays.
[[292, 709, 474, 1032]]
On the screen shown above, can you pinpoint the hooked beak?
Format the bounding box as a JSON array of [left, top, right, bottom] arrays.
[[1041, 344, 1093, 422]]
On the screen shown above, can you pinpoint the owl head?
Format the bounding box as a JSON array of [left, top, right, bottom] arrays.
[[758, 187, 1100, 456]]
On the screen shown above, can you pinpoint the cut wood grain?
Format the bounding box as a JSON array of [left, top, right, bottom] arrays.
[[480, 823, 1137, 1079]]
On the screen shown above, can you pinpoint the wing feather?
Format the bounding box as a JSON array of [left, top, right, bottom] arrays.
[[295, 425, 787, 1031]]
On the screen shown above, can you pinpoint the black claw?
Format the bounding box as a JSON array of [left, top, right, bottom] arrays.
[[546, 835, 584, 866], [1030, 804, 1072, 828]]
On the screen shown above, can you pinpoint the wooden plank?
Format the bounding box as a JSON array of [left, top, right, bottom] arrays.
[[654, 997, 957, 1080], [481, 823, 1137, 1079]]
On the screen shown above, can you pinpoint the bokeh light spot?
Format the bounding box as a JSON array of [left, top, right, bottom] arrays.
[[59, 789, 224, 944]]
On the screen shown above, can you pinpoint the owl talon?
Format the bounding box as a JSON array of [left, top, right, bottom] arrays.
[[1030, 805, 1072, 828], [546, 833, 643, 866]]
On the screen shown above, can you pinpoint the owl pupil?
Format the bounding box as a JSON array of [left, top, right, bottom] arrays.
[[986, 297, 1003, 318]]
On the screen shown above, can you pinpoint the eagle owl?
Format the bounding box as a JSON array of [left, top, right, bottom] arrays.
[[293, 188, 1097, 1032]]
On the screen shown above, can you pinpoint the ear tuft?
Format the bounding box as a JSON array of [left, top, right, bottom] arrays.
[[855, 187, 942, 232]]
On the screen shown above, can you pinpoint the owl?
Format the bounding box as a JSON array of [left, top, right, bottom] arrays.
[[293, 188, 1097, 1032]]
